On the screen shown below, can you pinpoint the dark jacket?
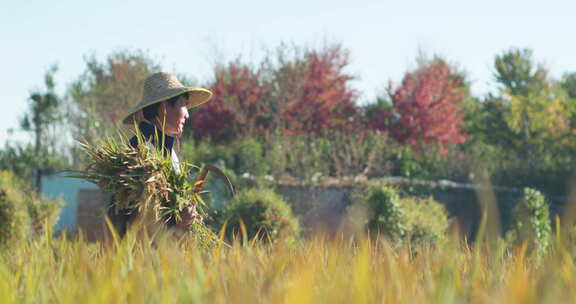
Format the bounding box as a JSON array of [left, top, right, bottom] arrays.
[[107, 121, 179, 236], [128, 120, 176, 157]]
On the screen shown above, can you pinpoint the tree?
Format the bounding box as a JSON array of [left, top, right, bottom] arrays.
[[20, 66, 63, 190], [363, 96, 394, 131], [494, 48, 547, 96], [17, 66, 68, 190], [273, 44, 360, 135], [387, 58, 467, 152], [68, 50, 161, 145], [191, 43, 361, 142], [502, 84, 573, 150], [492, 48, 575, 153], [0, 144, 39, 187], [561, 73, 576, 132], [191, 61, 272, 142], [561, 72, 576, 99], [464, 94, 517, 147]]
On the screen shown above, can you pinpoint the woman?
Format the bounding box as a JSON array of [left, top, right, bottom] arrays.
[[109, 72, 212, 236]]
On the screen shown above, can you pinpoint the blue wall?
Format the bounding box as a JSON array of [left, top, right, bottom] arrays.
[[41, 172, 98, 232]]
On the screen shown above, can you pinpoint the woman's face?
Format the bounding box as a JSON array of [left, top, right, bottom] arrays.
[[161, 94, 190, 135]]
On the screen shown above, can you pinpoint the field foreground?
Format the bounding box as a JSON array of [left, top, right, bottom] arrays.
[[1, 228, 576, 304]]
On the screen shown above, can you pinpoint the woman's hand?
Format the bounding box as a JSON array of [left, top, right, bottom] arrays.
[[176, 204, 203, 229]]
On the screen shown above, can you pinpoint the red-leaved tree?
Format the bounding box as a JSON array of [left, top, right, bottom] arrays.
[[191, 44, 361, 142], [191, 61, 272, 142], [276, 44, 360, 135], [388, 60, 467, 151]]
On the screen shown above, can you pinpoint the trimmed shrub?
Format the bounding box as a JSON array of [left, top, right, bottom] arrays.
[[0, 171, 63, 246], [355, 185, 449, 244], [217, 188, 300, 242], [402, 196, 449, 245], [360, 186, 408, 241], [507, 188, 551, 253]]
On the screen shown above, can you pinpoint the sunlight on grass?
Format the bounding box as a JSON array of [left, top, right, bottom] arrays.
[[1, 224, 576, 304]]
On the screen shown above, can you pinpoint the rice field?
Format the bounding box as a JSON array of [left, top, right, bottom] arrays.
[[1, 221, 576, 304]]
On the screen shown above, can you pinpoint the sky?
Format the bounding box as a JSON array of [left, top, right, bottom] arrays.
[[2, 0, 576, 145]]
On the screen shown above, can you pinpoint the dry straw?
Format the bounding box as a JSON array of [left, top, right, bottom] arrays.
[[70, 130, 234, 246]]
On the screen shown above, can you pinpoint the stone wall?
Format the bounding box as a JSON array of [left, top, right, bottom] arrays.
[[274, 178, 565, 237], [67, 177, 565, 239]]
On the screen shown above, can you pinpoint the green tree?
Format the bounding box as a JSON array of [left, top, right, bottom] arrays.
[[560, 73, 576, 132], [0, 143, 37, 186], [67, 50, 161, 151], [489, 48, 575, 154], [14, 66, 68, 189], [494, 48, 547, 96], [561, 72, 576, 99], [502, 84, 573, 150], [465, 94, 516, 147]]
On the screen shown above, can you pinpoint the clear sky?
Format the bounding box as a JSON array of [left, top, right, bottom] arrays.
[[2, 0, 576, 145]]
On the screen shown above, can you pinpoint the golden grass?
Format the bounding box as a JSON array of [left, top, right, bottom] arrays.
[[1, 224, 576, 304]]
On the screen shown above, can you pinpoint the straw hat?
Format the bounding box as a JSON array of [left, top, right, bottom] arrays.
[[122, 72, 212, 124]]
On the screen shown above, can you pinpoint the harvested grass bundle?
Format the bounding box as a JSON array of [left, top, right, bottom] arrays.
[[72, 133, 234, 245]]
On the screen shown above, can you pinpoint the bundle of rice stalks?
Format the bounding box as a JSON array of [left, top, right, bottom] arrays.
[[71, 134, 234, 244]]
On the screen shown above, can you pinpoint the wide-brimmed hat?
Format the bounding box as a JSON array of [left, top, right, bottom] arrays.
[[122, 72, 212, 125]]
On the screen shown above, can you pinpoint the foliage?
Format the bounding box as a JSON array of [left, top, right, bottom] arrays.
[[0, 142, 68, 185], [507, 188, 552, 254], [22, 65, 62, 124], [488, 48, 576, 155], [354, 185, 449, 245], [0, 171, 62, 246], [326, 130, 384, 177], [387, 58, 467, 153], [228, 138, 268, 177], [401, 196, 450, 245], [267, 130, 386, 179], [0, 172, 31, 246], [191, 61, 272, 142], [271, 43, 360, 135], [502, 84, 574, 151], [463, 94, 518, 148], [263, 133, 331, 180], [182, 124, 576, 198], [15, 66, 69, 188], [182, 137, 268, 177], [494, 48, 548, 96], [67, 50, 161, 146], [561, 72, 576, 99], [359, 186, 408, 241], [392, 147, 428, 178], [217, 188, 300, 242], [191, 43, 360, 142], [181, 130, 393, 182], [363, 96, 394, 131]]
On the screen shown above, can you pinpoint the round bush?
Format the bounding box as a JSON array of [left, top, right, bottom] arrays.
[[0, 171, 63, 246], [507, 188, 551, 253], [401, 196, 449, 245], [355, 185, 449, 244], [360, 185, 408, 241], [218, 188, 300, 242], [0, 171, 31, 246]]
